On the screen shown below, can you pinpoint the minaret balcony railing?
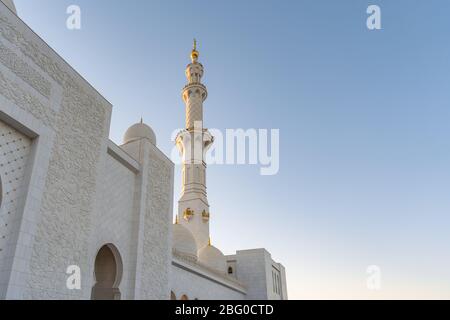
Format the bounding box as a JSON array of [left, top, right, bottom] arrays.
[[182, 82, 207, 92]]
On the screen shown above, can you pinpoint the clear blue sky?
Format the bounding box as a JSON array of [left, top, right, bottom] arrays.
[[14, 0, 450, 299]]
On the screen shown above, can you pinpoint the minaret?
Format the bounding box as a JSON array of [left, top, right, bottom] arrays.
[[176, 40, 214, 249]]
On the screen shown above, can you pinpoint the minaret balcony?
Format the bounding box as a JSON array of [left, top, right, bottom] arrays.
[[182, 83, 208, 102]]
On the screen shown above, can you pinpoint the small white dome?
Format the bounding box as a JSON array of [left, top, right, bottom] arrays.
[[123, 120, 156, 145], [1, 0, 17, 14], [198, 243, 227, 273], [172, 223, 198, 261]]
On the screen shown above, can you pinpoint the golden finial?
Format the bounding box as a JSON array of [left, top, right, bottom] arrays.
[[208, 237, 211, 246], [183, 208, 194, 221], [191, 38, 199, 63]]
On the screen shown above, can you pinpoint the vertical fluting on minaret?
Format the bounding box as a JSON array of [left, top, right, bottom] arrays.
[[176, 40, 214, 249]]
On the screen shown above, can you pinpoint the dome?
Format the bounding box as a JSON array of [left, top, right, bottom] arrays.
[[1, 0, 17, 14], [198, 242, 227, 273], [172, 223, 198, 261], [123, 120, 156, 145]]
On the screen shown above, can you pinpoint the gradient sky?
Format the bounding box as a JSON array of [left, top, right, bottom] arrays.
[[13, 0, 450, 299]]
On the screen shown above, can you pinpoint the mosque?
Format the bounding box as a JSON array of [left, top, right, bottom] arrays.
[[0, 1, 287, 299]]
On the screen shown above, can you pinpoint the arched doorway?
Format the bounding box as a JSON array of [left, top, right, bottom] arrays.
[[91, 244, 123, 300], [170, 291, 176, 300], [181, 294, 189, 300]]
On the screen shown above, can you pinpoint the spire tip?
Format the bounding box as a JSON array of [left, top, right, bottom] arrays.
[[191, 38, 199, 63]]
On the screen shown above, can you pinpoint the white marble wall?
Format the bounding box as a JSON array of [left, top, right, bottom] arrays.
[[0, 4, 111, 298], [0, 3, 174, 300], [88, 151, 138, 299], [118, 139, 174, 300], [230, 249, 288, 300], [170, 259, 246, 300]]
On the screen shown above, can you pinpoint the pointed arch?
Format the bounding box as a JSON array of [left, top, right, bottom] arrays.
[[91, 243, 123, 300]]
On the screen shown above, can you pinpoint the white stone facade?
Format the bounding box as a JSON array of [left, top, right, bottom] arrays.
[[0, 1, 287, 300], [0, 3, 173, 299], [226, 249, 288, 300]]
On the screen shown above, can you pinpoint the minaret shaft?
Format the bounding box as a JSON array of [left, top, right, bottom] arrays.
[[176, 41, 213, 249]]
